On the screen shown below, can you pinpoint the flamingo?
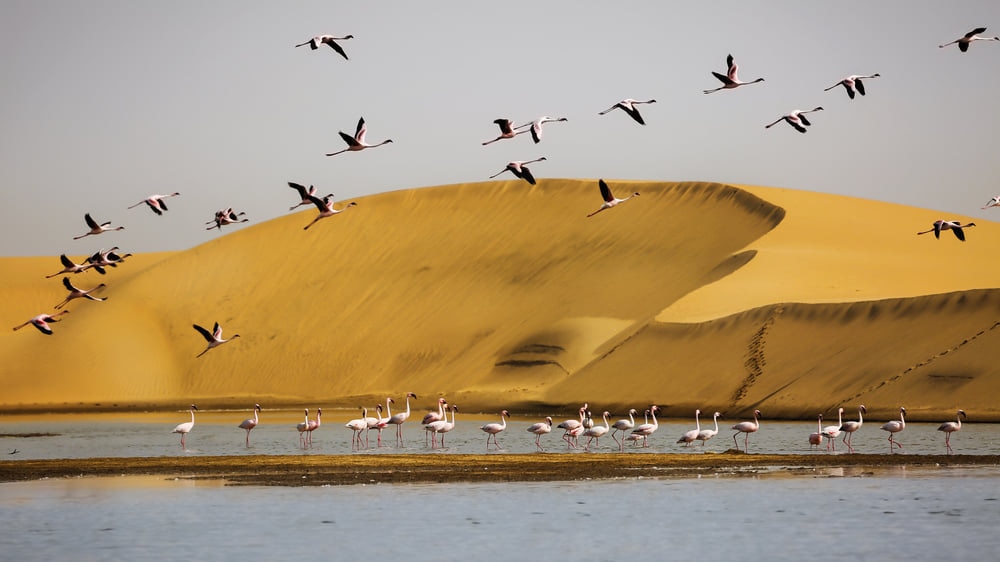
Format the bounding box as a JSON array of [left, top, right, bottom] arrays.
[[426, 404, 457, 449], [981, 196, 1000, 209], [481, 410, 509, 450], [839, 405, 866, 453], [939, 27, 999, 52], [295, 34, 354, 59], [731, 409, 761, 452], [489, 157, 547, 185], [611, 409, 637, 451], [422, 397, 447, 446], [325, 117, 393, 156], [822, 407, 844, 451], [367, 403, 388, 448], [598, 98, 657, 125], [54, 277, 107, 309], [630, 405, 660, 448], [306, 407, 322, 445], [696, 412, 721, 446], [917, 220, 976, 241], [824, 74, 880, 99], [46, 254, 93, 278], [677, 409, 702, 447], [302, 194, 357, 230], [938, 409, 967, 454], [238, 404, 261, 447], [128, 193, 180, 216], [526, 416, 553, 451], [880, 407, 906, 452], [205, 208, 248, 230], [296, 409, 310, 447], [85, 247, 131, 275], [587, 179, 639, 217], [12, 310, 70, 335], [703, 54, 765, 94], [524, 116, 568, 144], [287, 182, 318, 211], [558, 405, 588, 448], [481, 118, 529, 145], [73, 213, 124, 240], [765, 107, 824, 133], [387, 392, 417, 447], [584, 411, 611, 451], [809, 414, 825, 450], [192, 322, 240, 358], [345, 408, 369, 451], [172, 405, 198, 450]]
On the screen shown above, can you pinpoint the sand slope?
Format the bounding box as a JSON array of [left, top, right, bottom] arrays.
[[2, 180, 998, 420]]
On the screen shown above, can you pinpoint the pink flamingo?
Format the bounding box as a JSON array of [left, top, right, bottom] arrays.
[[345, 407, 370, 451], [367, 404, 388, 448], [237, 404, 261, 447], [558, 404, 588, 448], [524, 116, 568, 143], [598, 98, 657, 125], [306, 407, 322, 445], [587, 179, 639, 217], [482, 118, 528, 145], [426, 404, 458, 449], [46, 254, 93, 278], [192, 322, 240, 358], [481, 410, 509, 450], [73, 213, 124, 240], [296, 409, 310, 447], [422, 397, 447, 446], [938, 409, 966, 454], [526, 416, 553, 451], [696, 412, 721, 446], [809, 413, 825, 450], [84, 247, 131, 275], [839, 405, 866, 453], [731, 409, 761, 452], [295, 34, 354, 59], [611, 409, 637, 451], [584, 411, 611, 451], [128, 192, 180, 216], [12, 311, 70, 335], [172, 404, 198, 450], [917, 220, 976, 241], [765, 107, 824, 133], [822, 407, 844, 451], [703, 54, 765, 94], [824, 74, 880, 99], [54, 277, 106, 309], [630, 405, 660, 448], [489, 157, 547, 185], [287, 182, 318, 211], [677, 409, 702, 447], [880, 407, 906, 452], [302, 194, 357, 230], [387, 392, 417, 447], [939, 27, 999, 52], [325, 117, 393, 156], [981, 196, 1000, 209], [205, 208, 248, 230]]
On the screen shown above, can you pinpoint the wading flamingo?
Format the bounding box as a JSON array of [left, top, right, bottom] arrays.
[[345, 408, 369, 451], [192, 322, 240, 358], [696, 412, 721, 446], [422, 397, 447, 446], [677, 409, 702, 447], [306, 407, 322, 445], [824, 74, 880, 99], [128, 193, 180, 216], [938, 409, 967, 454], [880, 407, 906, 452], [326, 117, 393, 156], [296, 409, 310, 446], [172, 405, 198, 450], [558, 405, 588, 449], [598, 99, 657, 125], [238, 404, 261, 447], [54, 277, 106, 309], [387, 392, 417, 447], [481, 410, 509, 450], [584, 411, 611, 450], [426, 404, 457, 449], [612, 409, 638, 451], [630, 405, 660, 448], [73, 213, 124, 240], [765, 107, 824, 133], [822, 407, 844, 451], [703, 54, 765, 94], [939, 27, 999, 52], [526, 416, 553, 451], [917, 220, 976, 241], [731, 409, 761, 452], [12, 310, 70, 335], [839, 405, 866, 453], [809, 414, 825, 449], [295, 34, 354, 59], [587, 179, 639, 217], [489, 157, 547, 185]]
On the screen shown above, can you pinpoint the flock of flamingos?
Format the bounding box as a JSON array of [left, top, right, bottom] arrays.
[[168, 398, 971, 456], [6, 28, 990, 458]]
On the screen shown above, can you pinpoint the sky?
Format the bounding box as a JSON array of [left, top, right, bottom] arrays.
[[2, 0, 999, 257]]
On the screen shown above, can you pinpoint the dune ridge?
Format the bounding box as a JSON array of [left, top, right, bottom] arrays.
[[2, 180, 998, 420]]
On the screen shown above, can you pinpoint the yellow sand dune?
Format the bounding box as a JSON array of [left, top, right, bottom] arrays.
[[2, 180, 998, 420]]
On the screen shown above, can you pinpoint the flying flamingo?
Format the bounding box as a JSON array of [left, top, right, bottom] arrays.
[[73, 213, 124, 240], [584, 411, 611, 451], [630, 405, 660, 448], [611, 409, 638, 451], [677, 409, 702, 447], [917, 220, 976, 241], [12, 310, 70, 335], [731, 409, 761, 452], [526, 416, 553, 451], [192, 322, 240, 358], [824, 74, 880, 99], [172, 404, 198, 450], [524, 116, 568, 143], [205, 208, 248, 230], [696, 412, 721, 446], [489, 157, 547, 185], [85, 247, 131, 275], [703, 54, 765, 94], [287, 182, 318, 211], [588, 179, 639, 217], [822, 407, 844, 451], [296, 409, 310, 447], [303, 194, 357, 230], [839, 405, 866, 453], [306, 407, 322, 445], [387, 392, 417, 447], [982, 196, 1000, 209], [426, 404, 458, 449], [880, 407, 906, 452], [481, 410, 509, 450], [938, 409, 967, 454], [238, 404, 261, 447], [809, 414, 825, 450], [325, 117, 393, 156], [481, 118, 530, 146], [558, 405, 588, 448], [598, 99, 657, 125], [765, 107, 824, 133], [939, 27, 999, 52], [46, 254, 93, 277], [54, 277, 107, 309], [128, 193, 180, 216], [345, 408, 369, 451], [295, 34, 354, 59]]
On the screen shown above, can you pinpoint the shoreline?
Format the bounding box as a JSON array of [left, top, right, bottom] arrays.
[[3, 454, 998, 486]]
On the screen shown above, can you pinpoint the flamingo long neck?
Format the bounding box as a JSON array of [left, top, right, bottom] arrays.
[[499, 414, 507, 430], [817, 415, 823, 433], [628, 410, 635, 426], [314, 410, 321, 428], [650, 408, 658, 428], [403, 395, 412, 417], [857, 408, 864, 426], [602, 413, 610, 430], [694, 411, 701, 432], [837, 409, 843, 427], [253, 409, 259, 424], [899, 409, 906, 428], [189, 409, 196, 424], [955, 412, 962, 428], [385, 398, 393, 418]]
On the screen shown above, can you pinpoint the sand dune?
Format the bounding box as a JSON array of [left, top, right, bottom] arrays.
[[2, 180, 998, 420]]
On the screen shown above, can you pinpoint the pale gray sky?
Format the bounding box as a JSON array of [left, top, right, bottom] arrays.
[[2, 0, 999, 256]]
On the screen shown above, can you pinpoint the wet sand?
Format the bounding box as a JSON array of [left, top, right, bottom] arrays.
[[2, 453, 998, 486]]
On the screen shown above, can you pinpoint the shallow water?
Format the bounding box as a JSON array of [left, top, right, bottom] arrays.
[[1, 411, 997, 458], [1, 466, 998, 561]]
